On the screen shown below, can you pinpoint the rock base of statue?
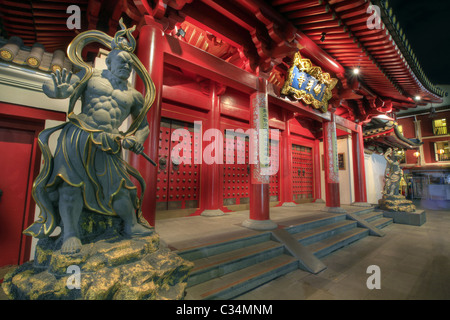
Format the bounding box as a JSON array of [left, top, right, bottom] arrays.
[[378, 194, 426, 226], [378, 194, 416, 213], [382, 208, 426, 226], [2, 211, 193, 300]]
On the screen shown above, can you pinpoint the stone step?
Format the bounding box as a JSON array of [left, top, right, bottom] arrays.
[[353, 207, 376, 216], [187, 240, 284, 287], [372, 217, 393, 229], [292, 220, 358, 247], [181, 207, 389, 300], [185, 254, 298, 300], [177, 232, 272, 261], [284, 212, 347, 234], [358, 211, 384, 223], [357, 210, 393, 230], [307, 227, 369, 258]]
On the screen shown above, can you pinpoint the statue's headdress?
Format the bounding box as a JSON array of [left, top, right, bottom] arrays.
[[112, 19, 136, 53]]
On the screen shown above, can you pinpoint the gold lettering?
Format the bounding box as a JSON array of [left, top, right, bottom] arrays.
[[305, 79, 315, 91], [313, 83, 323, 96], [297, 73, 306, 88]]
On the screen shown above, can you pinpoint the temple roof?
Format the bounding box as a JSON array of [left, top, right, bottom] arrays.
[[269, 0, 444, 109], [0, 0, 445, 116], [363, 118, 422, 151], [0, 36, 72, 73]]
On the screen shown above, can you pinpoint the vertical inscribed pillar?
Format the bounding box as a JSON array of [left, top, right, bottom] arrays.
[[322, 111, 345, 213], [314, 138, 323, 203], [242, 78, 277, 230]]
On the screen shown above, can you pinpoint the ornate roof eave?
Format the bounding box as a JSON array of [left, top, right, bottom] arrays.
[[373, 0, 445, 101], [268, 0, 445, 110], [363, 119, 422, 149], [0, 36, 73, 73]]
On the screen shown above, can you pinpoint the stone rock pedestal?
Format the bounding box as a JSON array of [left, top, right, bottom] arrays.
[[382, 209, 426, 226], [379, 194, 426, 226], [2, 211, 193, 300], [378, 194, 416, 212]]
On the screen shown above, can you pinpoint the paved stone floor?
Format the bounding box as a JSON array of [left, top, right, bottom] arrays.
[[1, 200, 449, 300]]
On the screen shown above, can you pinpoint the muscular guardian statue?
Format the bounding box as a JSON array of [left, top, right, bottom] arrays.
[[24, 22, 154, 254], [383, 147, 403, 196]]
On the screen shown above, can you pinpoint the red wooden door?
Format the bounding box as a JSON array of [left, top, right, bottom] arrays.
[[292, 144, 314, 203], [268, 138, 280, 202], [222, 132, 280, 207], [223, 131, 250, 206], [156, 118, 200, 211], [0, 127, 34, 267]]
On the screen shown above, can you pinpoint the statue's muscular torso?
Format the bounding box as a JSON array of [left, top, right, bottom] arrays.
[[80, 70, 142, 133]]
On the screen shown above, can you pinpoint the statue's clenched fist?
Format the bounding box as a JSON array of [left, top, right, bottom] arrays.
[[122, 135, 144, 154]]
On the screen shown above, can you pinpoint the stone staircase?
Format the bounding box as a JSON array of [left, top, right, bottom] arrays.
[[178, 207, 392, 300], [354, 208, 393, 230]]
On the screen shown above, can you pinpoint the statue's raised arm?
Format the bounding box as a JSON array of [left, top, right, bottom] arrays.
[[384, 147, 393, 163], [43, 68, 80, 99]]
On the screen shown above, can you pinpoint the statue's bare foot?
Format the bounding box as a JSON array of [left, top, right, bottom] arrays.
[[61, 236, 82, 254], [130, 224, 154, 237]]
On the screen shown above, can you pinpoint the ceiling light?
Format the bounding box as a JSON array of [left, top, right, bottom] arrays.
[[353, 68, 360, 75], [414, 95, 421, 101], [375, 115, 394, 121]]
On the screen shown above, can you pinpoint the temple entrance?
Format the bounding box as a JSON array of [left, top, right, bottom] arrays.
[[292, 144, 314, 203], [222, 131, 281, 209], [222, 130, 250, 207], [0, 126, 34, 267], [155, 118, 200, 213], [0, 110, 52, 267], [269, 138, 280, 202]]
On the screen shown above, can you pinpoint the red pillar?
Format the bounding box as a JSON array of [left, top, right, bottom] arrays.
[[322, 111, 346, 213], [279, 110, 296, 206], [197, 81, 226, 216], [131, 20, 165, 227], [351, 123, 370, 207], [313, 138, 323, 203], [242, 78, 277, 230]]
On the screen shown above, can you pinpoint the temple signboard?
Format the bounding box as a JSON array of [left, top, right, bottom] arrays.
[[281, 52, 338, 113]]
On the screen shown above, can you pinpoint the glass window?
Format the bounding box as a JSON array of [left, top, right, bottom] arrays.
[[434, 141, 450, 161], [433, 118, 447, 135]]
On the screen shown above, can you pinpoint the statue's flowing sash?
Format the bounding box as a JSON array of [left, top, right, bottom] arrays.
[[24, 20, 156, 238]]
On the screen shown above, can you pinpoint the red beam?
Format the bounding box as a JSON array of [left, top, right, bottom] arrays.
[[163, 34, 258, 93]]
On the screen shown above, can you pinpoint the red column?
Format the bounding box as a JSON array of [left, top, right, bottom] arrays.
[[313, 138, 324, 203], [322, 111, 345, 213], [279, 110, 296, 206], [242, 78, 277, 230], [351, 123, 370, 207], [131, 20, 165, 227], [197, 81, 226, 216]]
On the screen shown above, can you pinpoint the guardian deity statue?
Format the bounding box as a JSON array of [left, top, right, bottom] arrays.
[[383, 147, 403, 196], [24, 19, 156, 254]]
